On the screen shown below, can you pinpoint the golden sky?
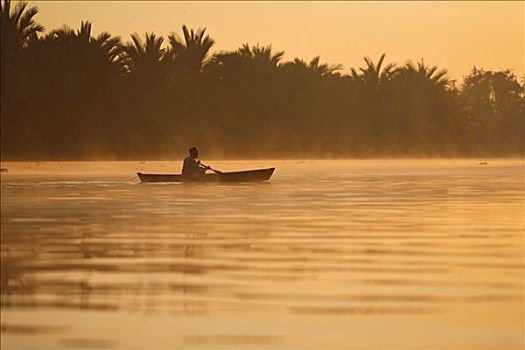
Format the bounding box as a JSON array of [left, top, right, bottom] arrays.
[[33, 1, 524, 81]]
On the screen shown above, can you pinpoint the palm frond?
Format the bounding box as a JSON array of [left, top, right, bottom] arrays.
[[13, 1, 27, 27], [76, 21, 91, 42], [376, 53, 386, 74]]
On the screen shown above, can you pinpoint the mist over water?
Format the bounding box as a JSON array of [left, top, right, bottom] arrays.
[[1, 160, 524, 349]]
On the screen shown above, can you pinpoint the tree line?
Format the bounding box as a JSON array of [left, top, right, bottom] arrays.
[[2, 0, 524, 160]]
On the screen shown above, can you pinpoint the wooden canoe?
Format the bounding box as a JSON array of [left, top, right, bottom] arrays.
[[137, 168, 275, 183]]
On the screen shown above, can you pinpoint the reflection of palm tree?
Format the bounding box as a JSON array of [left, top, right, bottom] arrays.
[[1, 0, 44, 69], [168, 25, 215, 75], [351, 53, 396, 89]]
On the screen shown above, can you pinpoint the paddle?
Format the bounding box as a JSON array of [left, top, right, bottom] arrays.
[[208, 167, 223, 174], [200, 163, 223, 174]]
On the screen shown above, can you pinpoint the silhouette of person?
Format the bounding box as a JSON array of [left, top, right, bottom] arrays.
[[182, 147, 209, 176]]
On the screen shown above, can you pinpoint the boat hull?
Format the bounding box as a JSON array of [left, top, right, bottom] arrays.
[[137, 168, 275, 183]]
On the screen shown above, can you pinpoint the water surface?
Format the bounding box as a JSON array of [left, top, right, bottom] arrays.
[[1, 160, 524, 349]]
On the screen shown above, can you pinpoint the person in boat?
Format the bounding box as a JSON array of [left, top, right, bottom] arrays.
[[182, 147, 210, 176]]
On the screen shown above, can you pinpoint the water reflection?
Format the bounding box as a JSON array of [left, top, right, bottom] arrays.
[[1, 323, 66, 335], [1, 160, 524, 348], [183, 335, 281, 347], [60, 337, 116, 349]]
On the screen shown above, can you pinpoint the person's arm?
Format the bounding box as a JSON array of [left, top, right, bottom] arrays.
[[197, 161, 210, 173]]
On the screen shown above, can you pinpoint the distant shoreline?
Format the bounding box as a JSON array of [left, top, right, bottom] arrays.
[[3, 2, 524, 163], [2, 156, 524, 163]]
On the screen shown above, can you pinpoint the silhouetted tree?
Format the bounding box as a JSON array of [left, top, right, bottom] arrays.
[[396, 60, 450, 88], [461, 68, 525, 154], [167, 25, 215, 77], [345, 54, 398, 153], [351, 53, 396, 90], [123, 32, 167, 81], [1, 0, 44, 157], [1, 1, 524, 159], [283, 56, 341, 77], [31, 22, 125, 157], [386, 60, 466, 154], [0, 0, 43, 71]]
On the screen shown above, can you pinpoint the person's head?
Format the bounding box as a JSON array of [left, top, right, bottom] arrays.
[[189, 147, 198, 159]]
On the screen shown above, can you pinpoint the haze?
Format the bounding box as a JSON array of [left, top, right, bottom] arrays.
[[2, 0, 524, 159], [33, 1, 524, 81], [2, 2, 525, 348]]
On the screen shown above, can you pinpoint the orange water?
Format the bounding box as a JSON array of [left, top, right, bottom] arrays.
[[1, 160, 524, 349]]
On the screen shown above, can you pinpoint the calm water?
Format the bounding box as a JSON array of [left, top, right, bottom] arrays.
[[1, 160, 524, 349]]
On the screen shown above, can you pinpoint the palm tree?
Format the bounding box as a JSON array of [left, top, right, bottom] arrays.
[[43, 21, 125, 78], [1, 0, 44, 69], [93, 33, 124, 67], [350, 53, 396, 89], [122, 32, 166, 78], [238, 43, 284, 69], [397, 59, 450, 88], [206, 44, 284, 81], [74, 20, 91, 42], [167, 25, 215, 75], [283, 56, 342, 77]]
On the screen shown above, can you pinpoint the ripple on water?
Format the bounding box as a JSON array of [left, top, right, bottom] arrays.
[[1, 160, 524, 349]]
